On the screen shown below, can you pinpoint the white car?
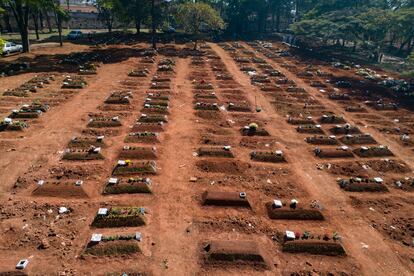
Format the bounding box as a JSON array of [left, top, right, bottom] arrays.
[[2, 42, 23, 55]]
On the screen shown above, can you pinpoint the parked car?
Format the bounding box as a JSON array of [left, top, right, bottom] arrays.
[[162, 26, 176, 34], [67, 30, 83, 40], [2, 42, 23, 55]]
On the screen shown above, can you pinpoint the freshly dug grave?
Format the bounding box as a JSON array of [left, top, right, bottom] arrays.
[[32, 181, 88, 198], [132, 122, 165, 132], [297, 124, 324, 134], [282, 240, 346, 256], [124, 132, 160, 144], [319, 115, 346, 124], [197, 147, 234, 158], [329, 125, 361, 135], [104, 177, 152, 194], [91, 207, 146, 228], [340, 134, 377, 145], [68, 136, 105, 148], [62, 148, 104, 160], [119, 146, 157, 159], [250, 151, 286, 163], [203, 240, 268, 268], [87, 118, 122, 128], [194, 102, 219, 111], [338, 178, 389, 192], [240, 127, 270, 136], [353, 146, 394, 158], [85, 238, 141, 256], [9, 110, 42, 119], [288, 117, 315, 125], [112, 161, 157, 175], [138, 114, 168, 123], [265, 203, 324, 220], [202, 191, 251, 208], [314, 148, 354, 158], [142, 105, 170, 115], [305, 136, 338, 145], [227, 102, 252, 112]]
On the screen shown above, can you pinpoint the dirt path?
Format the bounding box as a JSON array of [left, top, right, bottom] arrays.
[[210, 42, 412, 276], [154, 58, 200, 274]]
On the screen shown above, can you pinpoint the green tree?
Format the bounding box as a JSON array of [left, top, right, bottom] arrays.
[[0, 37, 5, 54], [175, 2, 224, 49], [96, 0, 116, 32]]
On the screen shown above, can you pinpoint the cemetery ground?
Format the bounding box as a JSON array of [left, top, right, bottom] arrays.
[[0, 39, 413, 275]]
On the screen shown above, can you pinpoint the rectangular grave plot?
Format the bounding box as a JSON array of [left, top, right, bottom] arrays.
[[112, 161, 157, 176], [91, 207, 146, 228], [62, 149, 104, 161], [142, 106, 170, 115], [353, 146, 394, 158], [87, 118, 122, 128], [104, 96, 131, 105], [150, 83, 171, 90], [250, 151, 286, 163], [260, 86, 282, 92], [282, 240, 346, 256], [119, 146, 157, 160], [32, 181, 88, 198], [329, 126, 361, 135], [296, 125, 324, 134], [68, 137, 105, 148], [240, 127, 270, 136], [319, 115, 346, 124], [104, 178, 152, 194], [227, 103, 252, 112], [266, 203, 324, 220], [203, 240, 268, 268], [125, 133, 160, 144], [202, 191, 251, 208], [138, 115, 168, 123], [305, 136, 338, 145], [85, 236, 141, 256], [197, 147, 234, 158], [194, 102, 219, 111], [314, 148, 354, 159], [9, 110, 41, 119], [340, 135, 377, 145], [145, 99, 169, 107], [288, 117, 315, 125], [132, 122, 164, 132], [0, 122, 27, 132]]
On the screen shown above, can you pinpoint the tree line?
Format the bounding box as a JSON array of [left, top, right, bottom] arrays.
[[1, 0, 413, 59]]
